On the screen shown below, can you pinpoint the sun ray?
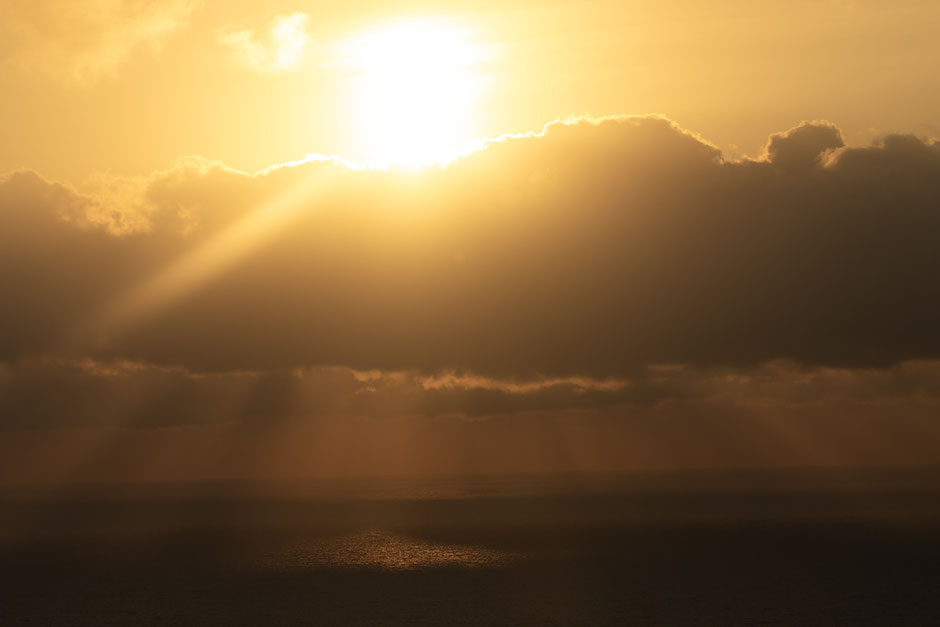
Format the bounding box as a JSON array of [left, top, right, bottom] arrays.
[[89, 161, 340, 345]]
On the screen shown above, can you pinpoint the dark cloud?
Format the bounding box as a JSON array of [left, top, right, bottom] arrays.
[[2, 357, 940, 431], [1, 115, 939, 381], [764, 121, 844, 170], [0, 359, 632, 430], [3, 356, 940, 484]]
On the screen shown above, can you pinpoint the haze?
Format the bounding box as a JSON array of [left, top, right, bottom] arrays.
[[1, 2, 940, 625]]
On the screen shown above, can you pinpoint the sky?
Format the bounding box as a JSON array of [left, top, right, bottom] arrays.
[[1, 0, 939, 484]]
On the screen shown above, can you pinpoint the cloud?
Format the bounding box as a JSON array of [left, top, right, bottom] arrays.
[[3, 355, 940, 485], [218, 12, 311, 73], [763, 120, 845, 170], [1, 115, 939, 383], [3, 356, 940, 431], [416, 372, 629, 394], [0, 0, 195, 85], [0, 358, 622, 429]]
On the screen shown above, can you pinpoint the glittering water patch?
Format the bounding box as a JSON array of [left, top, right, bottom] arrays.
[[254, 529, 516, 572]]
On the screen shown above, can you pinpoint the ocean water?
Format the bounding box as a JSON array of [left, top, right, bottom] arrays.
[[2, 469, 940, 626]]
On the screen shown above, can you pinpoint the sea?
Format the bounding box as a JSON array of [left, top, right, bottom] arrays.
[[2, 468, 940, 625]]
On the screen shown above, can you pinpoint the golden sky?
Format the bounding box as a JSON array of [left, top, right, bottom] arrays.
[[1, 0, 940, 484], [3, 0, 940, 180]]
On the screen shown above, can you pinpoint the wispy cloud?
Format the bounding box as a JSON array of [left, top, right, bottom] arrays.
[[0, 0, 195, 85], [218, 12, 311, 73]]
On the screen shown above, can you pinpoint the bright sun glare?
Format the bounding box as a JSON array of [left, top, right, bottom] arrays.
[[341, 19, 489, 167]]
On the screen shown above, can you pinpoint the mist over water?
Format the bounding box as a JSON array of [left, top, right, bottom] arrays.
[[3, 468, 940, 626]]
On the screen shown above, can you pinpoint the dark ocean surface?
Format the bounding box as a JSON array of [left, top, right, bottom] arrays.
[[2, 468, 940, 626]]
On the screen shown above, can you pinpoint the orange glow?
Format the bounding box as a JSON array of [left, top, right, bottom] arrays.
[[1, 1, 939, 487]]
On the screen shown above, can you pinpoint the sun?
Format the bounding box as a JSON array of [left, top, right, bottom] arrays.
[[340, 19, 490, 167]]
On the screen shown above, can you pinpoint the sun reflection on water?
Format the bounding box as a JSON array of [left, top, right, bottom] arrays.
[[256, 530, 514, 572]]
